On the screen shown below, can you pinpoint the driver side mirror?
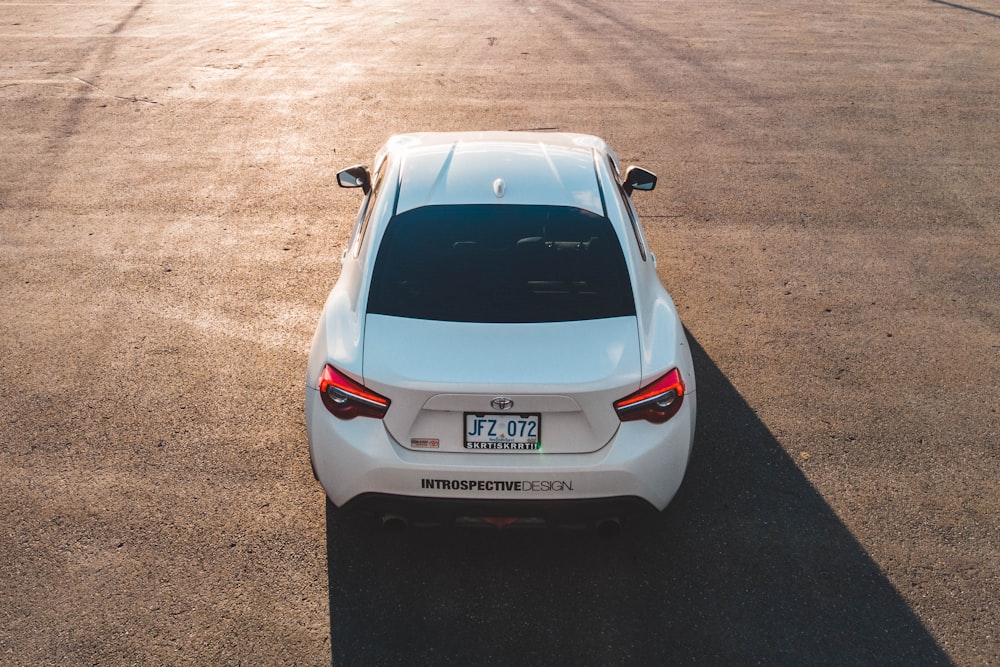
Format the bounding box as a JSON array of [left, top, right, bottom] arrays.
[[337, 165, 372, 195], [623, 166, 657, 195]]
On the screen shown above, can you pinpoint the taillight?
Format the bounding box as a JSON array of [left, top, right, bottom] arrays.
[[318, 364, 390, 420], [614, 368, 686, 424]]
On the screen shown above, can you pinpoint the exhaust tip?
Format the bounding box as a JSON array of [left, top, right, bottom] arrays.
[[596, 517, 622, 539], [381, 514, 408, 533]]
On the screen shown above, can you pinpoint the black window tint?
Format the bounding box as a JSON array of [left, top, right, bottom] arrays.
[[351, 166, 384, 258], [367, 205, 635, 323], [609, 156, 647, 261]]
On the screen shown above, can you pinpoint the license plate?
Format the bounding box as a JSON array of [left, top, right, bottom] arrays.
[[464, 413, 541, 451]]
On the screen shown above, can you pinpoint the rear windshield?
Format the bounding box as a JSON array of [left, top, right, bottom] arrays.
[[367, 204, 635, 323]]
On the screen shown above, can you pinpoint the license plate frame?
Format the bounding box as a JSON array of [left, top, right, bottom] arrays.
[[463, 413, 541, 452]]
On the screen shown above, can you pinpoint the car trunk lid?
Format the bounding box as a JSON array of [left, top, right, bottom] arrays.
[[363, 314, 641, 454]]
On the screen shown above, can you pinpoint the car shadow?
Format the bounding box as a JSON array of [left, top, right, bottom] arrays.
[[325, 333, 951, 665]]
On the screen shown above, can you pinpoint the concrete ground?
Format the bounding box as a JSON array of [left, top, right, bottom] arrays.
[[1, 0, 997, 664]]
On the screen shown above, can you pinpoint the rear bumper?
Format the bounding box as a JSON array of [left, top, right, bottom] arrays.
[[341, 493, 658, 528], [306, 386, 696, 514]]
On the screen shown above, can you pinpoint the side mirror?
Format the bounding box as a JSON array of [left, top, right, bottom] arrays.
[[623, 166, 657, 195], [337, 165, 371, 195]]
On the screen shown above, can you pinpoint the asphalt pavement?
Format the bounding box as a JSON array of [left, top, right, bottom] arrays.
[[1, 0, 997, 664]]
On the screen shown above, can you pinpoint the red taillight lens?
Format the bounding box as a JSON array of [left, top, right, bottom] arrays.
[[614, 368, 686, 424], [318, 364, 390, 420]]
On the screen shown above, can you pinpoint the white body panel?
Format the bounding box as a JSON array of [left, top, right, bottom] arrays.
[[362, 314, 641, 454], [306, 386, 695, 511], [395, 138, 605, 215]]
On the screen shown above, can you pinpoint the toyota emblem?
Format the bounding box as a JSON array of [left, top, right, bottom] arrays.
[[490, 397, 514, 411]]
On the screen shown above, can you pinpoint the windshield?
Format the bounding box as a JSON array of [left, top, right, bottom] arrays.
[[367, 204, 635, 323]]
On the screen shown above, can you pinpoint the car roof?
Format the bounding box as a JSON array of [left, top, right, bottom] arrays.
[[383, 132, 616, 216]]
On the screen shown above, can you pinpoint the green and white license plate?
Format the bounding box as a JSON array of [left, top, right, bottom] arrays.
[[464, 413, 541, 451]]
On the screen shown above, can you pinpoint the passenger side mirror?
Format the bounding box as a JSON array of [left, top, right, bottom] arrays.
[[337, 165, 372, 195], [623, 166, 657, 195]]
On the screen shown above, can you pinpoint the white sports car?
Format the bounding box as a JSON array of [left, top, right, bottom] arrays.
[[306, 132, 696, 533]]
